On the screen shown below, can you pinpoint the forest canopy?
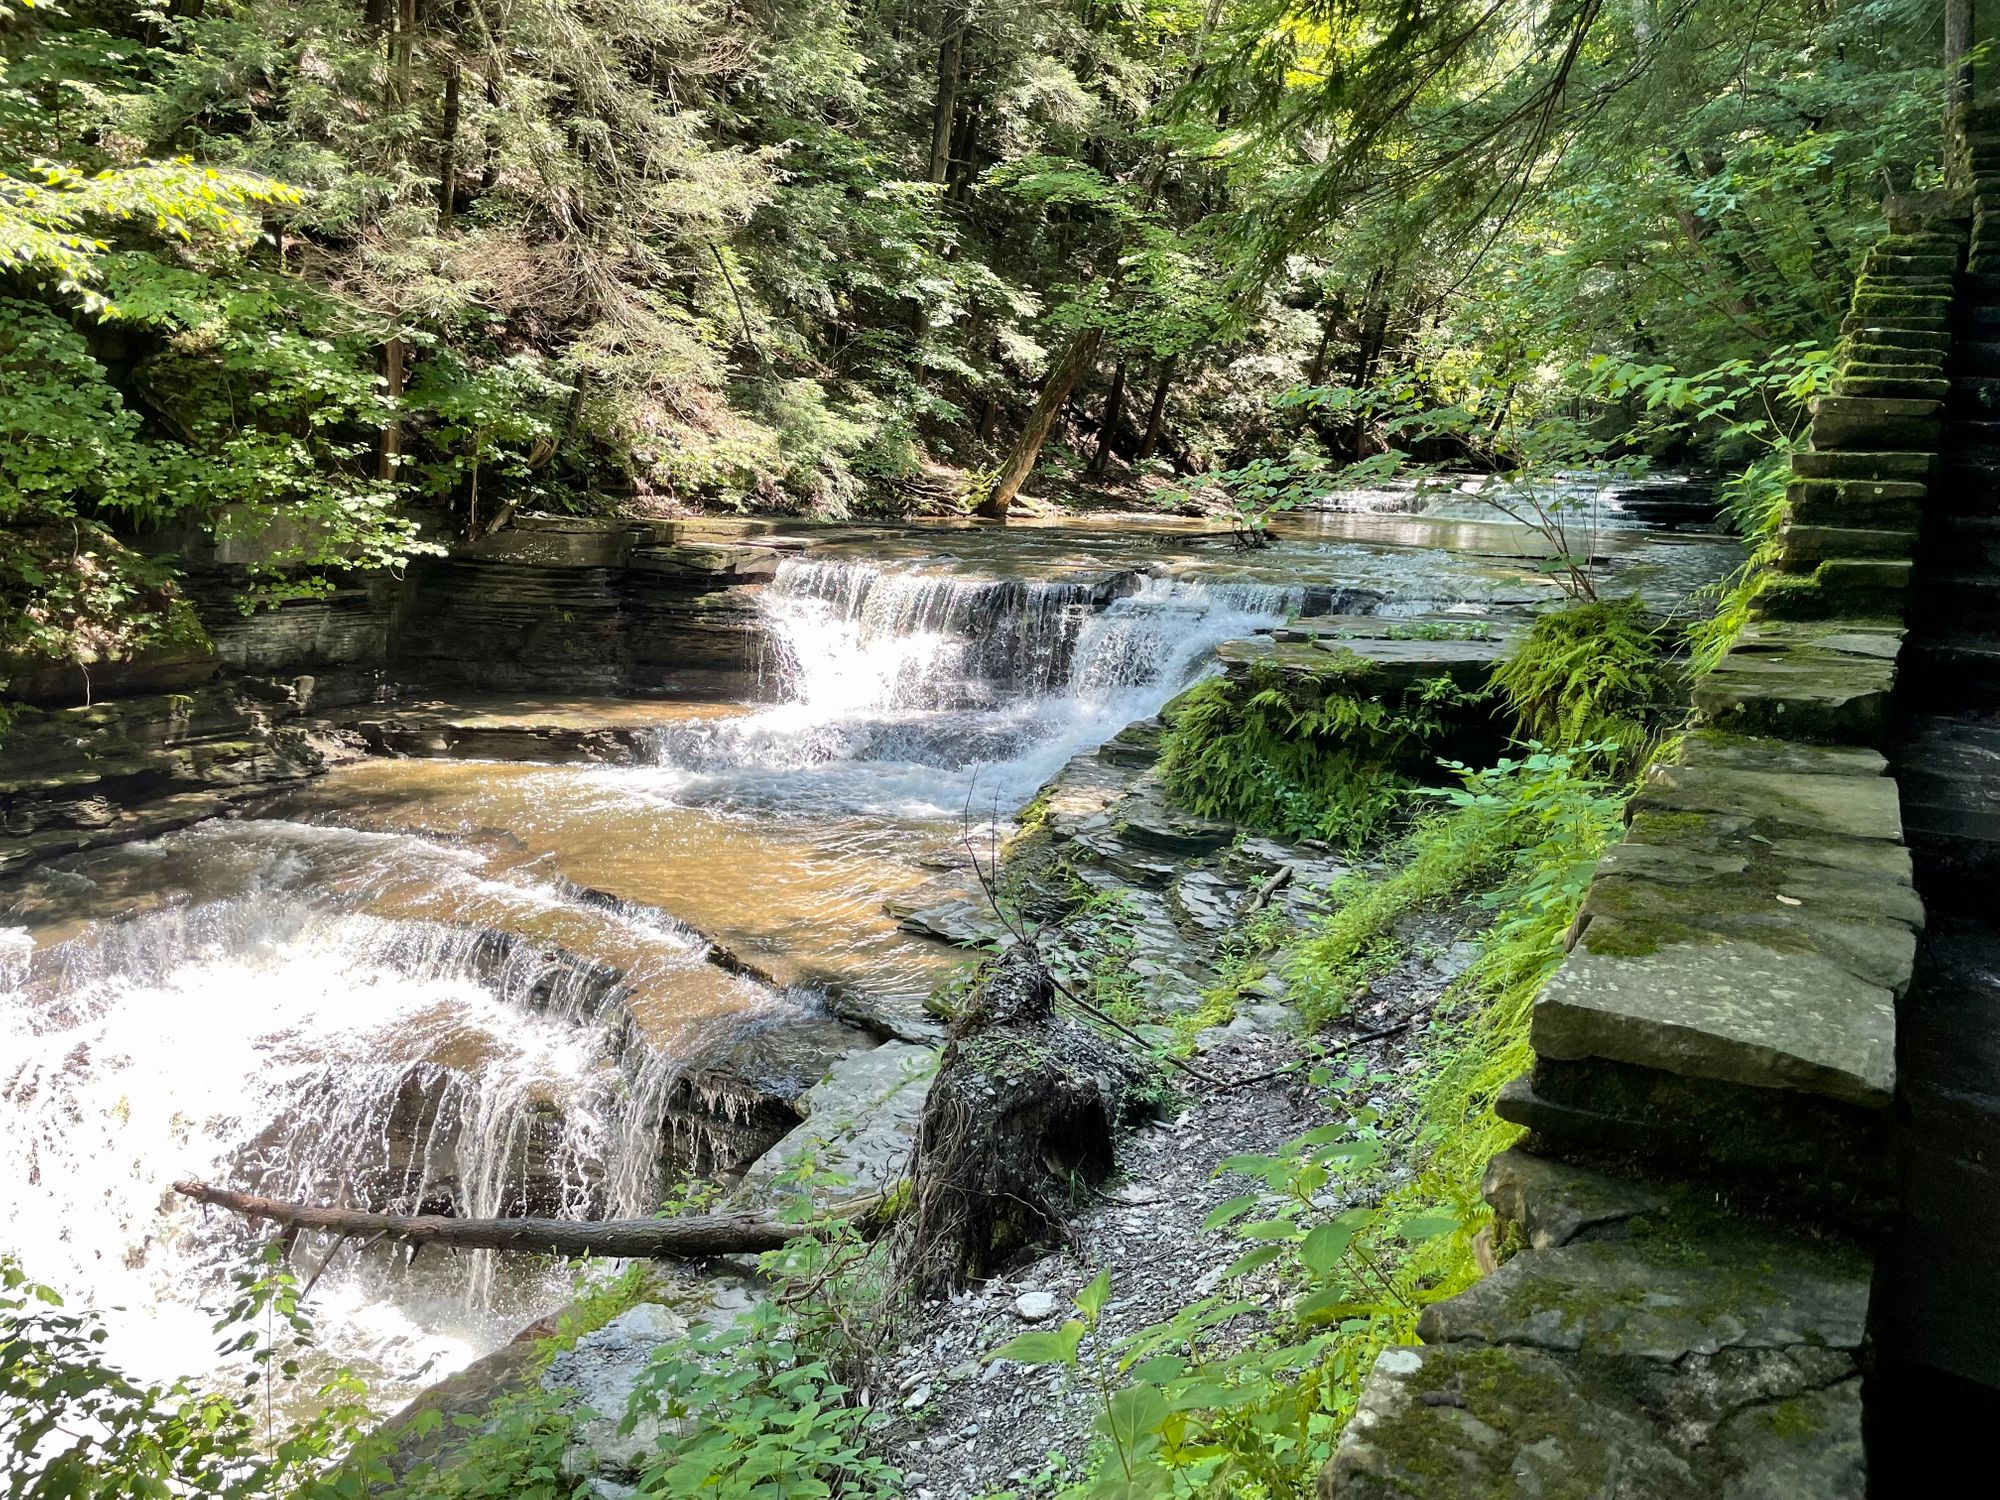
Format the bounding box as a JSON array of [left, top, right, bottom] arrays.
[[0, 0, 1947, 673]]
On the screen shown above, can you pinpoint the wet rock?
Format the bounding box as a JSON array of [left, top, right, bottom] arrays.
[[0, 687, 327, 878], [737, 1040, 940, 1206], [1118, 807, 1236, 858], [896, 899, 1003, 948], [544, 1303, 691, 1480]]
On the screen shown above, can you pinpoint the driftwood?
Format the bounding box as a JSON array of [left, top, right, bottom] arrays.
[[172, 1180, 867, 1259]]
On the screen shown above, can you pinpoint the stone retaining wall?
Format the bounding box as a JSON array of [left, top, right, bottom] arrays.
[[1321, 203, 1970, 1498]]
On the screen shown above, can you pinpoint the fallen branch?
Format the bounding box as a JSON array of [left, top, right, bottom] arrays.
[[1219, 1018, 1415, 1091], [173, 1181, 876, 1259]]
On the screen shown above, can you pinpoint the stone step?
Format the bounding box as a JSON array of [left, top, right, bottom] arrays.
[[1949, 340, 2000, 374], [1787, 477, 1928, 529], [1922, 511, 2000, 562], [1949, 375, 2000, 413], [1946, 418, 2000, 446], [1918, 570, 2000, 618], [1808, 396, 1941, 451], [1935, 462, 2000, 510], [1794, 449, 1935, 483], [1841, 375, 1949, 401], [1847, 326, 1953, 356]]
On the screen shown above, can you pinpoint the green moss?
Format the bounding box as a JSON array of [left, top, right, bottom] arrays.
[[1627, 810, 1709, 841]]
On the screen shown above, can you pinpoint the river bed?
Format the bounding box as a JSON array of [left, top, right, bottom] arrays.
[[0, 499, 1736, 1409]]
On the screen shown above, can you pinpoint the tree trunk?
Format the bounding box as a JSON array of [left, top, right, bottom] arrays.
[[1136, 355, 1175, 461], [978, 394, 999, 442], [389, 0, 416, 107], [377, 334, 406, 484], [928, 7, 964, 185], [1089, 358, 1128, 477], [437, 51, 462, 222], [173, 1180, 876, 1259], [976, 328, 1101, 519]]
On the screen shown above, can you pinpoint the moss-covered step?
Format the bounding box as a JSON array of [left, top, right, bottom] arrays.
[[1526, 730, 1914, 1110], [1806, 395, 1941, 449], [1785, 478, 1926, 529], [1750, 557, 1911, 622], [1322, 1212, 1868, 1498], [1835, 375, 1949, 400], [1692, 621, 1902, 743], [1790, 449, 1934, 482], [1533, 930, 1895, 1106], [1775, 524, 1918, 570]]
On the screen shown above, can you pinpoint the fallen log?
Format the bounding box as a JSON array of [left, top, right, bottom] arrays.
[[172, 1180, 852, 1259]]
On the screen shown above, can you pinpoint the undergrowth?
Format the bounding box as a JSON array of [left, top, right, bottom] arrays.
[[1156, 663, 1479, 849], [1488, 595, 1664, 769]]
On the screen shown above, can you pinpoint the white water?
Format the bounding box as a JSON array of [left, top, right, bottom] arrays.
[[0, 822, 794, 1401], [0, 555, 1304, 1411], [629, 563, 1300, 818]]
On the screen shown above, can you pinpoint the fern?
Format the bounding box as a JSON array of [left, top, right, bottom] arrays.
[[1488, 596, 1664, 767]]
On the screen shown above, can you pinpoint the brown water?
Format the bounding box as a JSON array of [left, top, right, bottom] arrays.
[[0, 500, 1737, 1411]]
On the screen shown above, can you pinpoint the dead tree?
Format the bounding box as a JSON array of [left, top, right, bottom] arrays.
[[172, 1180, 876, 1259], [894, 945, 1144, 1295]]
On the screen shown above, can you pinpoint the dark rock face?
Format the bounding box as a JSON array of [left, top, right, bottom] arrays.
[[0, 686, 333, 878]]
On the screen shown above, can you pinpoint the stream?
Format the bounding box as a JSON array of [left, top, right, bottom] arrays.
[[0, 498, 1736, 1412]]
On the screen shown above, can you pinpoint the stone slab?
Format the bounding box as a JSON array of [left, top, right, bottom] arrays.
[[1320, 1345, 1696, 1499], [1633, 761, 1905, 843], [1418, 1233, 1868, 1362], [1533, 936, 1895, 1106], [1480, 1149, 1665, 1251], [736, 1040, 939, 1204]]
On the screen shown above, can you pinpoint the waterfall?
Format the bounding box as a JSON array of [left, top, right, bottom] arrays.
[[0, 823, 797, 1394], [635, 560, 1301, 818]]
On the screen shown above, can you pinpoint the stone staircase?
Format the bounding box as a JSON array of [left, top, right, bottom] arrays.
[[1869, 133, 2000, 1436], [1322, 195, 1987, 1496]]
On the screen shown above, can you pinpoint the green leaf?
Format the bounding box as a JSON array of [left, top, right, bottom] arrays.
[[1075, 1266, 1113, 1323], [987, 1321, 1084, 1367], [1236, 1219, 1301, 1241], [1201, 1194, 1259, 1231], [1220, 1245, 1285, 1280], [1299, 1221, 1357, 1276], [1397, 1211, 1460, 1242]]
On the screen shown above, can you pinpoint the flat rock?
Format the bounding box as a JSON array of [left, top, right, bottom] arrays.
[[1534, 935, 1895, 1106], [1633, 762, 1904, 844], [544, 1303, 692, 1479], [1320, 1344, 1695, 1499], [1417, 1233, 1869, 1362], [736, 1040, 939, 1204], [1480, 1149, 1666, 1251]]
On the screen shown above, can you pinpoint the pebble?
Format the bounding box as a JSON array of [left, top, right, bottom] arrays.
[[1112, 1183, 1162, 1205], [1013, 1290, 1058, 1321], [903, 1384, 933, 1410]]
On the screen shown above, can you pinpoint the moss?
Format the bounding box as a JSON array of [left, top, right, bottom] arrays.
[[1626, 810, 1709, 841]]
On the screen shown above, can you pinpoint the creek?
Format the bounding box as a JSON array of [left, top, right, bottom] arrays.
[[0, 496, 1733, 1412]]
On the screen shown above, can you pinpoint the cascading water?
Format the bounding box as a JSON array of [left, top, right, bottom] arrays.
[[0, 821, 802, 1402], [634, 559, 1301, 818]]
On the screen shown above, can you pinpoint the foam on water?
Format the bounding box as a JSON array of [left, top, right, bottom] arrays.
[[0, 822, 782, 1403], [627, 565, 1300, 818]]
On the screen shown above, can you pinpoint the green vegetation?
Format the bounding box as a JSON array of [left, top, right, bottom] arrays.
[[1488, 598, 1664, 771], [1157, 664, 1478, 849], [0, 0, 1942, 684]]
